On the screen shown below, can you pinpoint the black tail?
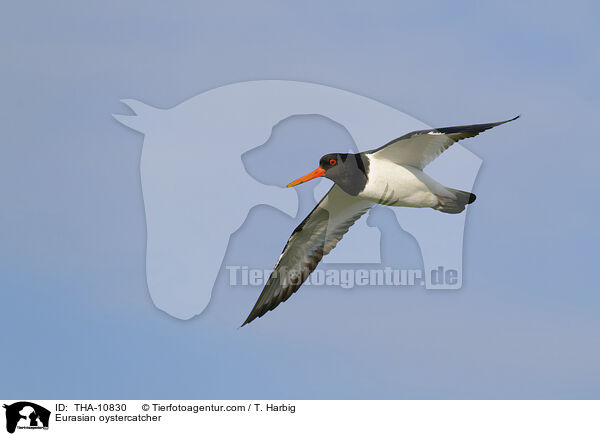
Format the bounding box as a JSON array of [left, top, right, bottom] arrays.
[[434, 188, 476, 214]]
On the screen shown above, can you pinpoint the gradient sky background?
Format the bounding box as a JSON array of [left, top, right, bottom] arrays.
[[1, 1, 599, 399]]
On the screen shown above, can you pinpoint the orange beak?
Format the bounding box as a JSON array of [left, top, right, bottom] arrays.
[[286, 167, 326, 188]]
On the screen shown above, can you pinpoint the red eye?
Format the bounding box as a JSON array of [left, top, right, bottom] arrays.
[[329, 159, 337, 165]]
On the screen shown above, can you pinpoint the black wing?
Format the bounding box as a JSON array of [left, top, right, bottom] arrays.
[[242, 185, 373, 326], [369, 116, 519, 169]]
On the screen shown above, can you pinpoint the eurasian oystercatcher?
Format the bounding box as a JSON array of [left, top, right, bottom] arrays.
[[242, 116, 519, 325]]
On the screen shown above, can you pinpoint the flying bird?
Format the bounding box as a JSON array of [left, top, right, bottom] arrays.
[[242, 116, 519, 326]]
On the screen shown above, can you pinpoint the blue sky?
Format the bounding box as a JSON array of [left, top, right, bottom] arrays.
[[1, 1, 599, 399]]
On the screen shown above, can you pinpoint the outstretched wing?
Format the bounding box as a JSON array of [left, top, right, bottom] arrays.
[[369, 116, 519, 169], [242, 185, 374, 326]]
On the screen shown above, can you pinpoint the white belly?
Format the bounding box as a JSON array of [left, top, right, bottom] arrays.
[[358, 156, 450, 208]]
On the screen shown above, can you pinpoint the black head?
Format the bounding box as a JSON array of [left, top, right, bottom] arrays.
[[287, 152, 369, 196], [319, 153, 348, 172]]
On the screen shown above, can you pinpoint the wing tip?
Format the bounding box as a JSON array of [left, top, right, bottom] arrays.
[[240, 314, 255, 328], [490, 114, 519, 129], [240, 306, 265, 327], [495, 114, 520, 126], [240, 318, 252, 328]]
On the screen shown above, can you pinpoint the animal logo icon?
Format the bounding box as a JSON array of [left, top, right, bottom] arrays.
[[3, 402, 50, 433]]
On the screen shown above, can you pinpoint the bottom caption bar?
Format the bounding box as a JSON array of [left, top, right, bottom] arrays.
[[0, 400, 598, 435]]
